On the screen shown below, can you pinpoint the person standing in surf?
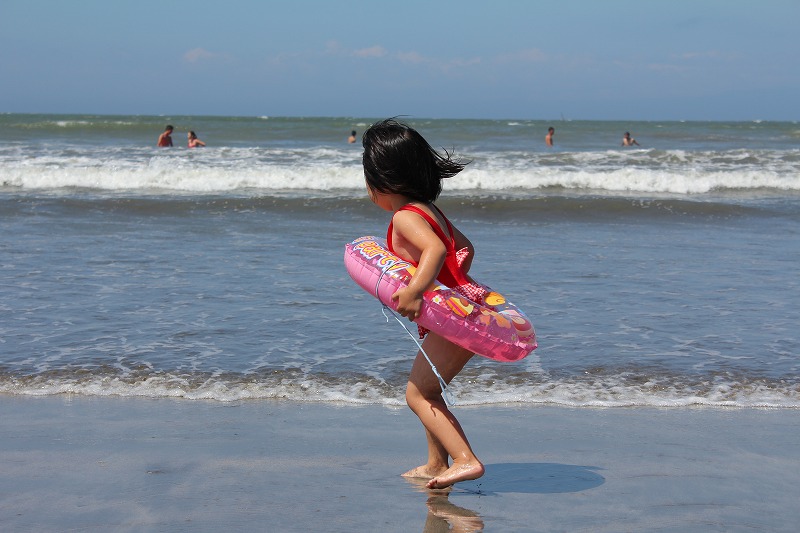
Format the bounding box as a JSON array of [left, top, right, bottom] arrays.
[[545, 126, 555, 147], [622, 131, 640, 146], [157, 125, 174, 147], [361, 118, 485, 489], [187, 131, 206, 148]]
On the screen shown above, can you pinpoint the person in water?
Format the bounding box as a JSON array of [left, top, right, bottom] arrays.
[[348, 130, 357, 143], [362, 118, 485, 489], [622, 131, 640, 146], [187, 131, 206, 148], [545, 126, 555, 147], [157, 125, 174, 147]]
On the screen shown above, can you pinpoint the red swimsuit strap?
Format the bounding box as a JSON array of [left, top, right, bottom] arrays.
[[388, 204, 453, 254], [400, 204, 454, 246], [387, 204, 470, 287]]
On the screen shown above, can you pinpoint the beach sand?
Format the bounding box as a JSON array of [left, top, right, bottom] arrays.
[[1, 396, 798, 532]]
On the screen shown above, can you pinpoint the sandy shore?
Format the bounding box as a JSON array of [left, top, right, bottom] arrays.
[[1, 396, 798, 532]]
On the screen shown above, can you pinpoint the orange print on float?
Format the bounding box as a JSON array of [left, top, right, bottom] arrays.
[[484, 292, 506, 306], [446, 296, 474, 317]]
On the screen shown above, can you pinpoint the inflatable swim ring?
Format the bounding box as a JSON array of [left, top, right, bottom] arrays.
[[344, 236, 537, 362]]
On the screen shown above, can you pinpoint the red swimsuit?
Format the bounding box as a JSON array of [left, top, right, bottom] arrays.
[[387, 204, 487, 338]]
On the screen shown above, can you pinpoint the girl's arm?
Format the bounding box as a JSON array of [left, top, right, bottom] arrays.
[[390, 210, 446, 319]]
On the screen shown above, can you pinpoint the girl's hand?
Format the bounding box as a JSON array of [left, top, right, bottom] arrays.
[[391, 287, 424, 320]]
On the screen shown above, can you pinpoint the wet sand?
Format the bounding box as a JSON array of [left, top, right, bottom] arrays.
[[1, 396, 798, 532]]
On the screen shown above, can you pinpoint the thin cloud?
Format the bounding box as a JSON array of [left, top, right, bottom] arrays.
[[325, 40, 346, 55], [677, 50, 721, 60], [516, 48, 547, 62], [395, 50, 481, 72], [646, 62, 691, 74], [396, 51, 428, 64], [183, 48, 225, 63], [353, 45, 387, 58], [450, 56, 481, 68], [495, 48, 548, 64]]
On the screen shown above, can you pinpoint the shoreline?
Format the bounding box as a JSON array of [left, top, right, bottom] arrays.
[[1, 396, 799, 532]]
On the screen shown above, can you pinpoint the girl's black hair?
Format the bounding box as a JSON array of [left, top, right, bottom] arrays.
[[362, 118, 467, 203]]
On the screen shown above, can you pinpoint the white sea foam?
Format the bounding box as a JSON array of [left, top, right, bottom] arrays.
[[2, 374, 797, 408], [2, 146, 798, 194]]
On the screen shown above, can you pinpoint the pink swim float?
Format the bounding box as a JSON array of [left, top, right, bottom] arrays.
[[344, 236, 537, 362]]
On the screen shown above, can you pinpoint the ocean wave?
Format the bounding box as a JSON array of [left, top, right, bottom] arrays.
[[2, 370, 797, 409], [2, 145, 797, 195], [2, 164, 798, 196]]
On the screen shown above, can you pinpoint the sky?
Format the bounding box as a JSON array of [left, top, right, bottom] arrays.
[[1, 0, 798, 121]]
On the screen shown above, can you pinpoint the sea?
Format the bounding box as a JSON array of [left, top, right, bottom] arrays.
[[1, 114, 798, 409]]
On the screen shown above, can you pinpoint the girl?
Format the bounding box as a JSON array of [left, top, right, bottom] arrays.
[[187, 131, 206, 148], [362, 118, 485, 489]]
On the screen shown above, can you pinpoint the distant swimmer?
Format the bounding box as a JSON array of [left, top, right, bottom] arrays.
[[545, 127, 555, 147], [157, 125, 174, 147], [622, 132, 640, 147], [187, 131, 206, 148], [348, 130, 357, 144]]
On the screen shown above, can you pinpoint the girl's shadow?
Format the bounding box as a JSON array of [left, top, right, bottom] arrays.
[[455, 462, 605, 495]]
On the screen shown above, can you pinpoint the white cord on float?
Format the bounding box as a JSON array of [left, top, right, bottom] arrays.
[[375, 262, 454, 406]]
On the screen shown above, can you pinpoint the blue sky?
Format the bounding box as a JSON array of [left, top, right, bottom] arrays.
[[2, 0, 798, 121]]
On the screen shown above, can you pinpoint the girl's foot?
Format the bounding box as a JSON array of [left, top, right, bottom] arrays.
[[402, 464, 447, 480], [426, 461, 484, 489]]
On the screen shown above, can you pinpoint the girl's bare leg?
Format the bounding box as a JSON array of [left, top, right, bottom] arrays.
[[402, 333, 484, 489], [401, 426, 448, 479]]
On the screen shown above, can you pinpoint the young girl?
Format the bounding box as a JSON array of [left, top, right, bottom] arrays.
[[187, 131, 206, 148], [362, 118, 485, 489]]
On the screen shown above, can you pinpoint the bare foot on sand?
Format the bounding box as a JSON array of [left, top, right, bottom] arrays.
[[402, 464, 447, 480], [426, 461, 485, 489]]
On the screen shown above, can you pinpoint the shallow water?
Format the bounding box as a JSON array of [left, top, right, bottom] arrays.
[[1, 114, 798, 407]]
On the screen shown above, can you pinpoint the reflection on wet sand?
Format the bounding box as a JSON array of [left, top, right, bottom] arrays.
[[424, 492, 484, 533], [405, 462, 606, 531], [405, 478, 484, 533]]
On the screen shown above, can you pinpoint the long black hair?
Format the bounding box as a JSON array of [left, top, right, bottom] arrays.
[[362, 118, 467, 203]]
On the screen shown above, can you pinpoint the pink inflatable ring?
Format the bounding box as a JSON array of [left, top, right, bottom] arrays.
[[344, 236, 537, 362]]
